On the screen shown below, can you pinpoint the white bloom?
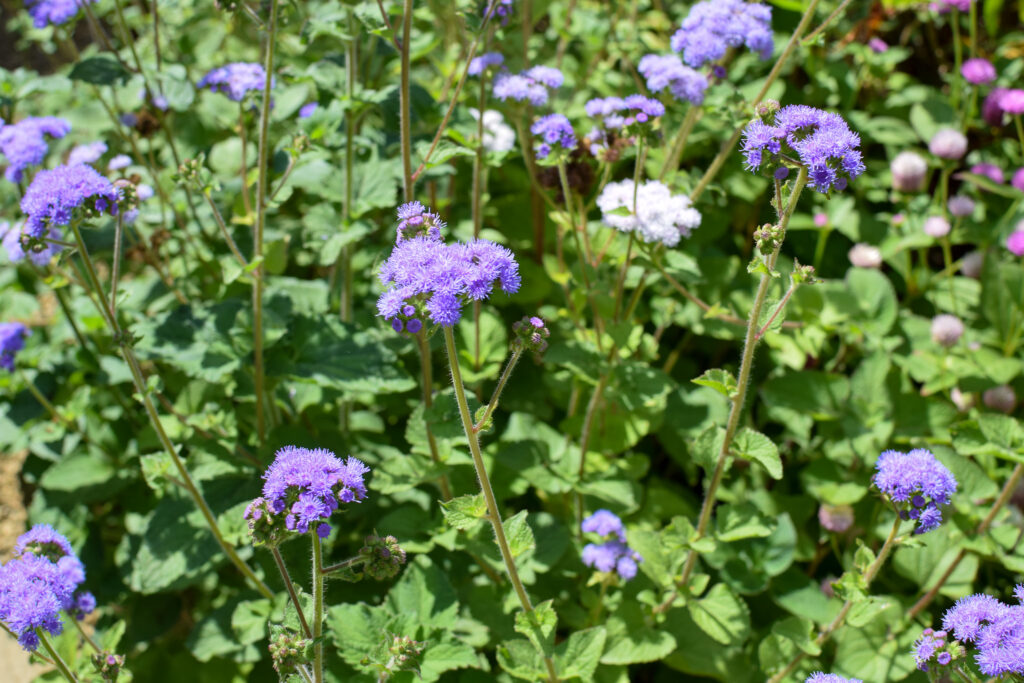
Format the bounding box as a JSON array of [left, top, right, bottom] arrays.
[[848, 243, 882, 268], [596, 179, 701, 247], [469, 108, 515, 153]]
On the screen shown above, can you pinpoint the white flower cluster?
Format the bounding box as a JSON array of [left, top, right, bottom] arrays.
[[469, 108, 516, 153], [596, 179, 701, 247]]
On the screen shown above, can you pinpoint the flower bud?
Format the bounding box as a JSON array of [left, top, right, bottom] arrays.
[[512, 315, 550, 355], [947, 195, 975, 217], [848, 243, 882, 268], [818, 504, 854, 533], [890, 151, 928, 192], [931, 314, 964, 347], [91, 650, 125, 683], [960, 250, 984, 278], [961, 57, 996, 85], [951, 387, 975, 412], [929, 128, 968, 159], [360, 534, 407, 581], [923, 215, 951, 238], [984, 385, 1017, 414], [243, 497, 286, 548]]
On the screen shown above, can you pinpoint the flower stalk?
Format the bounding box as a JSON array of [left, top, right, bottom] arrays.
[[38, 630, 77, 683], [272, 547, 312, 639], [311, 532, 325, 683]]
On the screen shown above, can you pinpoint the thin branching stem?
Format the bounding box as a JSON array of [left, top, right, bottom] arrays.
[[311, 532, 325, 683], [272, 547, 313, 639], [39, 630, 77, 683]]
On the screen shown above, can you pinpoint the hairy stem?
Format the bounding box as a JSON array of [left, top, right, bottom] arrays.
[[312, 532, 324, 683], [443, 328, 558, 683], [272, 547, 312, 639], [253, 0, 280, 446], [418, 334, 453, 500], [474, 347, 523, 432], [399, 0, 414, 201], [38, 630, 77, 683]]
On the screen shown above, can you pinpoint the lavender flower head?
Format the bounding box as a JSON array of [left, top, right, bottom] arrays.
[[395, 201, 445, 242], [198, 63, 273, 101], [805, 675, 863, 683], [2, 221, 61, 266], [741, 105, 865, 193], [868, 38, 888, 53], [21, 164, 121, 237], [948, 195, 975, 217], [107, 154, 132, 172], [890, 151, 928, 192], [970, 162, 1003, 184], [872, 448, 957, 533], [0, 322, 30, 372], [531, 114, 576, 160], [255, 446, 369, 537], [670, 0, 773, 68], [929, 128, 968, 159], [597, 179, 701, 247], [492, 66, 563, 106], [581, 510, 642, 580], [0, 524, 89, 650], [67, 141, 107, 167], [468, 52, 504, 76], [638, 53, 709, 105], [0, 117, 71, 183], [298, 102, 318, 119], [962, 57, 997, 85], [378, 226, 521, 329], [24, 0, 96, 28]]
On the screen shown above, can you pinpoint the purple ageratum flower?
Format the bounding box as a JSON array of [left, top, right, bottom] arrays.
[[492, 66, 563, 106], [468, 52, 504, 76], [395, 201, 445, 242], [492, 0, 513, 23], [873, 448, 957, 534], [623, 94, 665, 124], [581, 540, 642, 580], [0, 322, 30, 372], [962, 57, 997, 85], [298, 102, 318, 119], [999, 89, 1024, 116], [24, 0, 96, 28], [2, 221, 61, 266], [107, 154, 132, 172], [943, 593, 1008, 642], [975, 605, 1024, 676], [805, 675, 863, 683], [197, 63, 273, 102], [67, 141, 107, 166], [377, 230, 520, 328], [0, 556, 66, 650], [21, 164, 121, 238], [581, 509, 625, 540], [670, 0, 773, 68], [530, 113, 576, 159], [741, 106, 865, 193], [14, 524, 75, 561], [597, 179, 701, 247], [913, 629, 947, 671], [260, 446, 369, 536], [0, 117, 71, 183], [637, 54, 709, 105]]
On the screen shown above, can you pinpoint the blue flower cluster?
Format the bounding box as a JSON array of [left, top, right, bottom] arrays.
[[2, 222, 60, 266], [637, 54, 709, 105], [198, 63, 273, 101], [872, 448, 957, 534], [580, 510, 642, 580], [0, 116, 70, 183], [741, 105, 866, 193], [937, 588, 1024, 676], [530, 114, 576, 159], [492, 66, 563, 106], [585, 95, 665, 129], [24, 0, 95, 28], [913, 627, 955, 671], [377, 203, 520, 328], [0, 524, 93, 650], [805, 674, 862, 683], [396, 200, 445, 242], [67, 141, 107, 167], [246, 446, 370, 538], [468, 52, 504, 76], [670, 0, 773, 68], [0, 321, 29, 371], [21, 163, 122, 237]]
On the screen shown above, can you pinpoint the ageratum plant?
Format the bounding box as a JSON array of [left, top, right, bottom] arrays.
[[2, 0, 1024, 682]]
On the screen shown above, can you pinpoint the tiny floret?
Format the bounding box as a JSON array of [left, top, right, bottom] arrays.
[[198, 63, 273, 101], [638, 54, 709, 105], [872, 449, 957, 534], [581, 510, 642, 581], [530, 114, 576, 160], [468, 52, 504, 76], [0, 117, 71, 183]]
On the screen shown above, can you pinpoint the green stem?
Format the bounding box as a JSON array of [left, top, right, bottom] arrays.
[[575, 373, 609, 531], [1015, 116, 1024, 160], [38, 630, 77, 683], [941, 237, 959, 316], [399, 0, 414, 201], [69, 222, 272, 600], [200, 189, 248, 268], [321, 555, 368, 574], [907, 462, 1024, 620], [417, 333, 453, 500], [238, 106, 253, 217], [272, 547, 312, 639], [474, 348, 524, 432], [70, 615, 102, 654], [951, 9, 963, 113], [253, 0, 280, 446], [767, 516, 903, 683], [659, 106, 700, 181], [658, 168, 808, 613], [312, 532, 324, 683], [812, 226, 830, 272], [558, 161, 603, 348], [689, 0, 824, 202], [19, 369, 71, 429], [442, 328, 558, 683], [340, 10, 357, 323]]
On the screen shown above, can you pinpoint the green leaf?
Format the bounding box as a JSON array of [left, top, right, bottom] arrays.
[[231, 599, 272, 645], [715, 502, 775, 542], [69, 56, 130, 85], [692, 368, 738, 398], [419, 640, 481, 681], [731, 428, 783, 479], [505, 510, 536, 558], [497, 639, 547, 681], [386, 555, 459, 632], [770, 615, 821, 656], [686, 583, 750, 646], [327, 602, 396, 668], [601, 603, 676, 665], [554, 627, 607, 680], [515, 601, 557, 658], [440, 494, 487, 531]]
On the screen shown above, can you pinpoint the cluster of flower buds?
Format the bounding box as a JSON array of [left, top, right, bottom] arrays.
[[269, 626, 314, 676], [359, 534, 407, 581], [396, 201, 445, 242], [91, 651, 126, 683], [243, 497, 288, 548], [754, 222, 785, 255], [175, 156, 213, 191], [362, 633, 426, 678], [512, 316, 550, 355], [791, 260, 816, 285], [913, 628, 963, 672]]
